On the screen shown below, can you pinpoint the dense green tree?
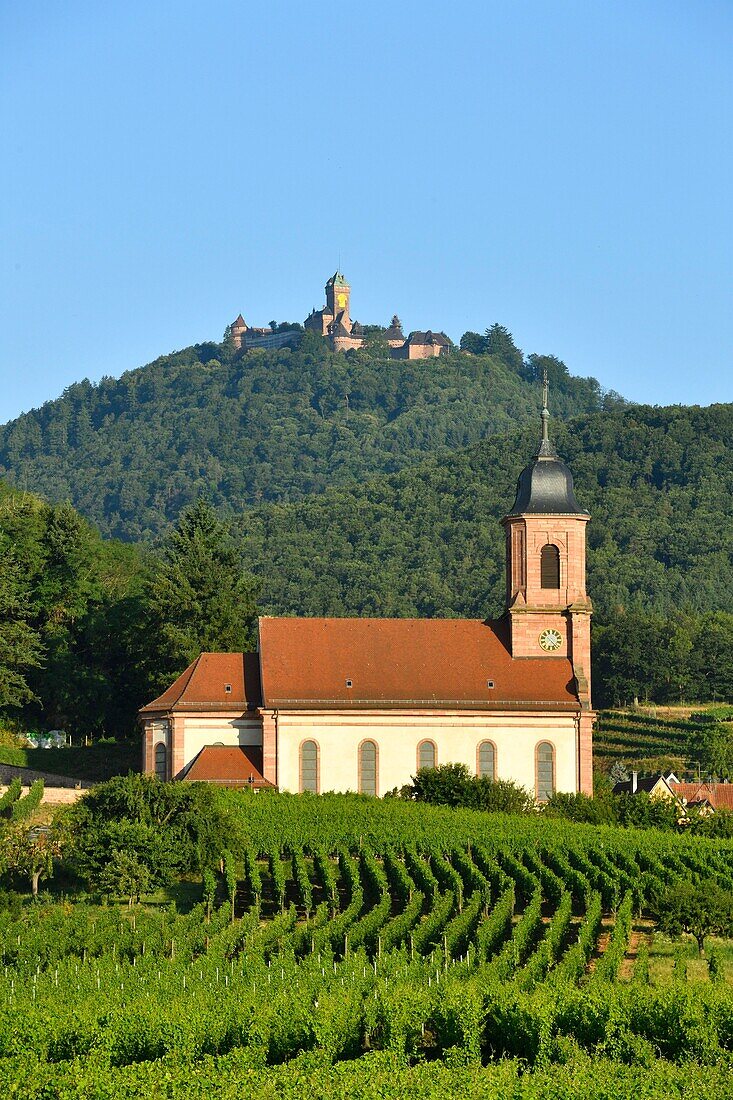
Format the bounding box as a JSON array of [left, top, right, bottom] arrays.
[[689, 613, 733, 701], [543, 791, 616, 825], [0, 553, 42, 710], [524, 353, 572, 388], [650, 881, 733, 954], [0, 826, 61, 897], [483, 324, 524, 373], [65, 774, 239, 887], [99, 849, 153, 906], [0, 483, 149, 737], [696, 721, 733, 779], [409, 764, 534, 814], [459, 331, 486, 354], [614, 792, 679, 831], [147, 499, 258, 683]]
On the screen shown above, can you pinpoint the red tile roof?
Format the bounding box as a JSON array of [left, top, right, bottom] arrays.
[[258, 617, 579, 710], [670, 782, 733, 811], [140, 652, 262, 713], [184, 745, 273, 788]]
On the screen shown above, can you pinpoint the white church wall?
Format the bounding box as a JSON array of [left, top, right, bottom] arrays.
[[182, 716, 262, 765], [275, 711, 578, 797]]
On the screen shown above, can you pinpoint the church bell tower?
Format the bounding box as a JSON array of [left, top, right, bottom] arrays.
[[502, 374, 593, 706]]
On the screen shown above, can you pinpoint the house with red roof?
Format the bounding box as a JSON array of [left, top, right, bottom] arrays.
[[140, 383, 594, 798]]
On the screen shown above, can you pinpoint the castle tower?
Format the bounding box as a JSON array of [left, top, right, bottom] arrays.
[[325, 271, 351, 330], [231, 314, 247, 350]]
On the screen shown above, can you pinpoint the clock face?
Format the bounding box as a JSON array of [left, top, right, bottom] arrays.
[[538, 628, 563, 652]]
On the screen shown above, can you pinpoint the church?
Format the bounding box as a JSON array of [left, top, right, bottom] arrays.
[[140, 388, 594, 798]]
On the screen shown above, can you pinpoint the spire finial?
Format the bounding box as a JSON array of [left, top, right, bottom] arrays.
[[541, 368, 549, 442], [538, 367, 555, 456]]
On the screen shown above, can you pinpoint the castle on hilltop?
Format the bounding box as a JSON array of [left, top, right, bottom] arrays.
[[230, 272, 452, 359]]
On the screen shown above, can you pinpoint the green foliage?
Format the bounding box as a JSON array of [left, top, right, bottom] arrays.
[[145, 499, 258, 686], [593, 892, 634, 981], [1, 796, 733, 1092], [0, 337, 603, 540], [543, 792, 616, 826], [707, 944, 724, 984], [484, 323, 524, 373], [594, 611, 733, 709], [0, 824, 61, 896], [99, 849, 153, 905], [0, 548, 42, 709], [0, 779, 22, 817], [202, 868, 216, 920], [228, 404, 733, 668], [696, 720, 733, 779], [409, 765, 535, 814], [65, 774, 237, 889], [0, 483, 148, 739], [4, 347, 733, 746], [223, 850, 238, 920], [614, 793, 679, 832], [9, 779, 44, 823], [650, 881, 733, 954]]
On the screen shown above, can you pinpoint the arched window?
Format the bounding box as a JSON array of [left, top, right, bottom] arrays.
[[540, 544, 560, 589], [300, 740, 319, 794], [359, 740, 378, 797], [417, 740, 436, 771], [536, 741, 555, 801], [154, 742, 167, 781], [477, 740, 496, 781]]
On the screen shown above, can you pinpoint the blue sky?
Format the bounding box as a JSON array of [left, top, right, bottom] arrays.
[[2, 1, 732, 423]]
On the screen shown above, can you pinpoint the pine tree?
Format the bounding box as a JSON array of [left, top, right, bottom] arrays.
[[483, 323, 524, 373], [147, 499, 258, 684]]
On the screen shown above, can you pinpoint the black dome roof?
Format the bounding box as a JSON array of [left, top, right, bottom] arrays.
[[505, 397, 588, 517]]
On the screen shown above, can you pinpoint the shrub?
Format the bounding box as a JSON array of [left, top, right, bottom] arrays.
[[410, 765, 533, 814], [543, 792, 616, 825]]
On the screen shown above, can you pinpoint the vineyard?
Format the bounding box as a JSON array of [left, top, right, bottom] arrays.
[[3, 795, 733, 1097], [594, 708, 720, 774]]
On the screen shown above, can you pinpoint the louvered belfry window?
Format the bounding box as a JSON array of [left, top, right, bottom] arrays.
[[540, 544, 561, 589], [300, 740, 318, 793]]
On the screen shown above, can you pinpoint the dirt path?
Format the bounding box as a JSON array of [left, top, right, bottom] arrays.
[[617, 922, 654, 981], [585, 922, 612, 974]]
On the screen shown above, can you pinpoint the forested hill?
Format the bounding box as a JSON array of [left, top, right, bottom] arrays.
[[0, 332, 606, 540], [3, 403, 733, 736], [236, 403, 733, 624]]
